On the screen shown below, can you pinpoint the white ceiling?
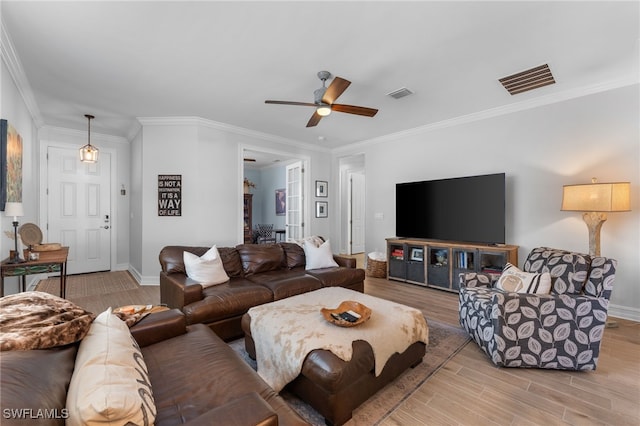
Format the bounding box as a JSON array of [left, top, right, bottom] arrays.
[[2, 1, 638, 150]]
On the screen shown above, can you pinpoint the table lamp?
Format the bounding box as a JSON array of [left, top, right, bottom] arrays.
[[4, 202, 25, 263], [561, 178, 631, 256]]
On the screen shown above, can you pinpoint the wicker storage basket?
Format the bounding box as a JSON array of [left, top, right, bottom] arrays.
[[366, 256, 387, 278]]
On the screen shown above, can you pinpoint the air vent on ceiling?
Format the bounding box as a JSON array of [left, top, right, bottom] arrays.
[[387, 87, 414, 99], [499, 64, 555, 95]]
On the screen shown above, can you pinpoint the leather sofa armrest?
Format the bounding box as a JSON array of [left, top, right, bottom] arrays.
[[183, 392, 278, 426], [333, 255, 356, 268], [130, 309, 187, 347], [160, 271, 203, 308]]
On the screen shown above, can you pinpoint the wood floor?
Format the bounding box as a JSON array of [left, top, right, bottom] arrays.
[[363, 276, 640, 426]]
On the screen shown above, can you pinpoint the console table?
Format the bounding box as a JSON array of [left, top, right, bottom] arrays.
[[0, 247, 69, 298], [387, 238, 518, 292]]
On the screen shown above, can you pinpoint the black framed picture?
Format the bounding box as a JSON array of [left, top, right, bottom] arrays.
[[157, 174, 182, 216], [315, 180, 328, 197], [315, 201, 328, 218]]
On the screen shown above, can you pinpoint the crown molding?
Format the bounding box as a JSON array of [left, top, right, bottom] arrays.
[[137, 116, 331, 153], [1, 20, 44, 127], [40, 125, 129, 145], [334, 76, 639, 155]]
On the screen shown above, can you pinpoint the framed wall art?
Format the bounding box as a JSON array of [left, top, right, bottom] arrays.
[[315, 201, 328, 218], [275, 188, 286, 216], [315, 180, 328, 197], [1, 119, 23, 211], [158, 174, 182, 216]]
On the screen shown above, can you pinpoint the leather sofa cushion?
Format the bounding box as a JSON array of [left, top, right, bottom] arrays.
[[218, 247, 244, 277], [306, 267, 365, 288], [182, 278, 273, 324], [1, 345, 78, 426], [247, 270, 322, 300], [143, 324, 301, 426], [159, 246, 208, 274], [280, 242, 306, 269], [159, 246, 243, 277], [237, 244, 285, 276]]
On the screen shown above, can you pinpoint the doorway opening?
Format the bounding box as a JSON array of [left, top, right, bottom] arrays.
[[242, 148, 309, 243], [338, 154, 365, 255]]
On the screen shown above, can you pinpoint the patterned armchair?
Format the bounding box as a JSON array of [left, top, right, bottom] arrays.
[[255, 224, 276, 244], [459, 247, 617, 370]]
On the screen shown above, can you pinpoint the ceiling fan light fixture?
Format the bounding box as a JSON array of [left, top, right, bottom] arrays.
[[316, 104, 332, 116], [79, 114, 99, 163]]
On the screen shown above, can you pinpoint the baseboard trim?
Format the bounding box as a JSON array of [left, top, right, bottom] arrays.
[[127, 266, 158, 286], [608, 304, 640, 323]]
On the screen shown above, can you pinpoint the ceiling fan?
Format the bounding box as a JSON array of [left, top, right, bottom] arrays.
[[265, 71, 378, 128]]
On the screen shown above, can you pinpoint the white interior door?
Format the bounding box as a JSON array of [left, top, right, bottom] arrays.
[[349, 172, 365, 254], [47, 147, 111, 274], [285, 161, 304, 240]]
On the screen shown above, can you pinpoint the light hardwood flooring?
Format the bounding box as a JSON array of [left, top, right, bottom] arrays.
[[362, 275, 640, 426]]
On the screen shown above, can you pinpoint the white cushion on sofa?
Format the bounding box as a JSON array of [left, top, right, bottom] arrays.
[[66, 308, 156, 426], [304, 239, 339, 270], [495, 263, 551, 294], [184, 245, 229, 288]]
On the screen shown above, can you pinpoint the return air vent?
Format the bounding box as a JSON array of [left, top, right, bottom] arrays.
[[499, 64, 555, 95], [387, 87, 414, 99]]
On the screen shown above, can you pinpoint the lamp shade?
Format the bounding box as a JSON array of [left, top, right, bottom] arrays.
[[561, 181, 630, 212], [79, 143, 99, 163], [80, 114, 99, 163], [4, 202, 24, 218]]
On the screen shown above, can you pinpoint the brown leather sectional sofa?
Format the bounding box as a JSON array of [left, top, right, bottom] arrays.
[[0, 309, 309, 426], [160, 242, 365, 340]]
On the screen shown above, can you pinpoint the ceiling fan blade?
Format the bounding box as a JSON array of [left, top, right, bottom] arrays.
[[306, 111, 323, 127], [331, 104, 378, 117], [322, 77, 351, 104], [265, 100, 317, 107]]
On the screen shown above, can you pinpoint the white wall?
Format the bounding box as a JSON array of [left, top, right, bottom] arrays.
[[334, 84, 640, 320], [133, 118, 333, 283], [0, 59, 37, 293]]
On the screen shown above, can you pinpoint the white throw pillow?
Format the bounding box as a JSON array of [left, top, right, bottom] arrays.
[[183, 245, 229, 288], [495, 263, 552, 294], [304, 239, 339, 270], [66, 308, 156, 426]]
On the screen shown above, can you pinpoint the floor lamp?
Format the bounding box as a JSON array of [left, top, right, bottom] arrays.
[[561, 178, 630, 257], [4, 202, 25, 263], [561, 178, 630, 328]]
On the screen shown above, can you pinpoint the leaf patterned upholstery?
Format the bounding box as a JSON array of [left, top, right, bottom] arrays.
[[459, 247, 617, 370]]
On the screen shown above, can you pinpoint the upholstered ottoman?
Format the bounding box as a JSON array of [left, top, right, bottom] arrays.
[[240, 287, 428, 426]]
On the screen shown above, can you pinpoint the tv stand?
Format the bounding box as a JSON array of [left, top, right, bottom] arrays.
[[386, 238, 518, 292]]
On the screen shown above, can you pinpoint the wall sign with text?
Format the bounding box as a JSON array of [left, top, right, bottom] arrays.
[[158, 174, 182, 216]]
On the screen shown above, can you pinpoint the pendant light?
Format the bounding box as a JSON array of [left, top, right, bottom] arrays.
[[79, 114, 99, 163]]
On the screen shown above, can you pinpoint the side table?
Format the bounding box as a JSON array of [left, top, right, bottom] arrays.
[[0, 247, 70, 298]]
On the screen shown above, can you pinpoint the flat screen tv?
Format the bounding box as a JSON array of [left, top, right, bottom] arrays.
[[396, 173, 505, 244]]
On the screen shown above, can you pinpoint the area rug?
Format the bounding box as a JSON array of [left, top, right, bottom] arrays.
[[229, 318, 470, 425], [35, 271, 159, 314]]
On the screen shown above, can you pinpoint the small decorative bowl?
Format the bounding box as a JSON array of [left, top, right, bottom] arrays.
[[321, 301, 372, 327]]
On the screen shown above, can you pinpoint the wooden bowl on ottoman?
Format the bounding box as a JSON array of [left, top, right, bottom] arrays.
[[321, 300, 372, 327]]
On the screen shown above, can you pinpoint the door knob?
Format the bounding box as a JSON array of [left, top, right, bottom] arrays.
[[102, 225, 110, 229]]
